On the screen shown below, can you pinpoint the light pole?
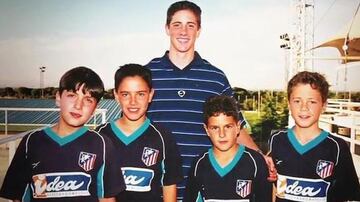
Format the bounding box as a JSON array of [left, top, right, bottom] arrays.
[[39, 66, 46, 98]]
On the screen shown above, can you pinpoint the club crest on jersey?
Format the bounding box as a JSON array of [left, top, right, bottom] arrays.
[[78, 151, 96, 172], [142, 147, 159, 167], [31, 172, 91, 198], [316, 160, 334, 179], [236, 180, 252, 198]]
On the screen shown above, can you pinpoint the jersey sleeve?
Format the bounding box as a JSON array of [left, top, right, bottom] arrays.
[[331, 139, 360, 201], [251, 151, 273, 202], [0, 134, 31, 200], [162, 129, 183, 185], [100, 135, 126, 198], [183, 159, 202, 202]]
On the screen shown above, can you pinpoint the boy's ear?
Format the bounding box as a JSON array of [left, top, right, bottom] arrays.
[[113, 89, 119, 102], [55, 91, 61, 107], [148, 88, 155, 103], [322, 101, 328, 113], [203, 124, 210, 137]]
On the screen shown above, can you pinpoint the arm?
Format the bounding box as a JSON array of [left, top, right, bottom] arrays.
[[163, 184, 177, 202], [0, 136, 29, 200], [253, 152, 273, 202], [99, 197, 116, 202], [237, 128, 277, 182]]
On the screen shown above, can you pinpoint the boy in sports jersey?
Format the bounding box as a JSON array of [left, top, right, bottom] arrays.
[[0, 67, 125, 202], [184, 95, 272, 202], [96, 64, 183, 202], [269, 71, 360, 201]]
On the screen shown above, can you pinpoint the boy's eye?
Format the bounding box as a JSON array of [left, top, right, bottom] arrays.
[[138, 92, 146, 97], [85, 97, 95, 104], [121, 93, 128, 97], [225, 125, 233, 129]]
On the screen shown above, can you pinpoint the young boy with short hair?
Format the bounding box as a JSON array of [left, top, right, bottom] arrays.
[[269, 71, 360, 201], [96, 64, 183, 202], [184, 95, 272, 202], [0, 66, 125, 202]]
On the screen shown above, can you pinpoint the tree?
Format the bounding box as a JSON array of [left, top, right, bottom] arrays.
[[16, 87, 32, 98], [251, 91, 288, 152]]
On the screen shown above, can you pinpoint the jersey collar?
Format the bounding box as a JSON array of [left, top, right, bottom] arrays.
[[208, 145, 245, 177], [287, 128, 328, 155], [44, 126, 88, 146], [110, 118, 150, 145]]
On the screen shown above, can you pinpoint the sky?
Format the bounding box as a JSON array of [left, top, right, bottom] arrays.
[[0, 0, 359, 91]]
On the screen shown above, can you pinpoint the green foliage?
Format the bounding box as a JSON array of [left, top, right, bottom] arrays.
[[245, 91, 289, 152]]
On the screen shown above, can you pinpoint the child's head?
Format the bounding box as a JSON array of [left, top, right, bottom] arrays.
[[166, 1, 202, 28], [203, 95, 240, 152], [56, 66, 104, 130], [287, 71, 329, 103], [114, 64, 154, 123], [287, 71, 329, 130], [59, 66, 104, 103]]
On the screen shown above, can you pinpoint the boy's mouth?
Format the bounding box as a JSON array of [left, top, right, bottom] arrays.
[[70, 112, 82, 118]]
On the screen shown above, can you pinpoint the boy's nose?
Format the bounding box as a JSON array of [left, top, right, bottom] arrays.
[[74, 98, 83, 109]]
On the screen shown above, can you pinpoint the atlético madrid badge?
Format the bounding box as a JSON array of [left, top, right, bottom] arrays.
[[78, 151, 96, 172], [236, 179, 252, 198], [316, 160, 334, 179], [142, 147, 159, 167]]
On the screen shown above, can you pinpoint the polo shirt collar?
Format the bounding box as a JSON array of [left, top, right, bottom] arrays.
[[160, 51, 204, 70]]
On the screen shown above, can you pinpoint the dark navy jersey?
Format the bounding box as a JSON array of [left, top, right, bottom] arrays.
[[184, 145, 272, 202], [96, 118, 183, 202], [269, 128, 360, 202], [0, 126, 125, 202], [146, 51, 248, 197]]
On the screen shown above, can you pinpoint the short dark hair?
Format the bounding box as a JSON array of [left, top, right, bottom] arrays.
[[114, 64, 152, 91], [166, 0, 202, 28], [59, 66, 104, 102], [287, 71, 329, 103], [203, 95, 239, 125]]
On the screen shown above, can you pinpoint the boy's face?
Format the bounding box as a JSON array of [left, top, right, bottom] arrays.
[[56, 84, 97, 129], [289, 83, 326, 130], [204, 113, 240, 153], [166, 9, 200, 54], [114, 76, 154, 124]]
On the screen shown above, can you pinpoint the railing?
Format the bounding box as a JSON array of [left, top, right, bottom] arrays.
[[0, 107, 107, 164], [319, 99, 360, 156]]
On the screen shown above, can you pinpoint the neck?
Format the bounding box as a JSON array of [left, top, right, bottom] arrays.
[[168, 49, 195, 69], [213, 144, 239, 167], [293, 125, 322, 145], [117, 117, 146, 135], [52, 122, 80, 137]]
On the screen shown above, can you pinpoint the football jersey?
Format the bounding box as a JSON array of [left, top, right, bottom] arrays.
[[0, 126, 125, 202], [184, 145, 272, 202], [269, 128, 360, 201], [96, 118, 183, 202]]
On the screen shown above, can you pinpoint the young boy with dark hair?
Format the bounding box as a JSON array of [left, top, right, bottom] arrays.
[[184, 95, 272, 202], [96, 64, 183, 202], [0, 66, 125, 202], [269, 71, 360, 201]]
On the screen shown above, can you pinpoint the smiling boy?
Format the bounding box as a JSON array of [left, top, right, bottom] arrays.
[[0, 67, 125, 202], [269, 71, 360, 201], [96, 64, 183, 202]]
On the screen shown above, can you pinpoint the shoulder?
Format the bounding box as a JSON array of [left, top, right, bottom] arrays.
[[269, 129, 287, 144], [94, 122, 111, 133], [146, 56, 166, 69], [243, 147, 266, 164], [326, 133, 350, 150], [192, 151, 210, 175]]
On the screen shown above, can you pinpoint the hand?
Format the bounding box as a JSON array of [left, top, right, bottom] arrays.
[[263, 155, 277, 182]]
